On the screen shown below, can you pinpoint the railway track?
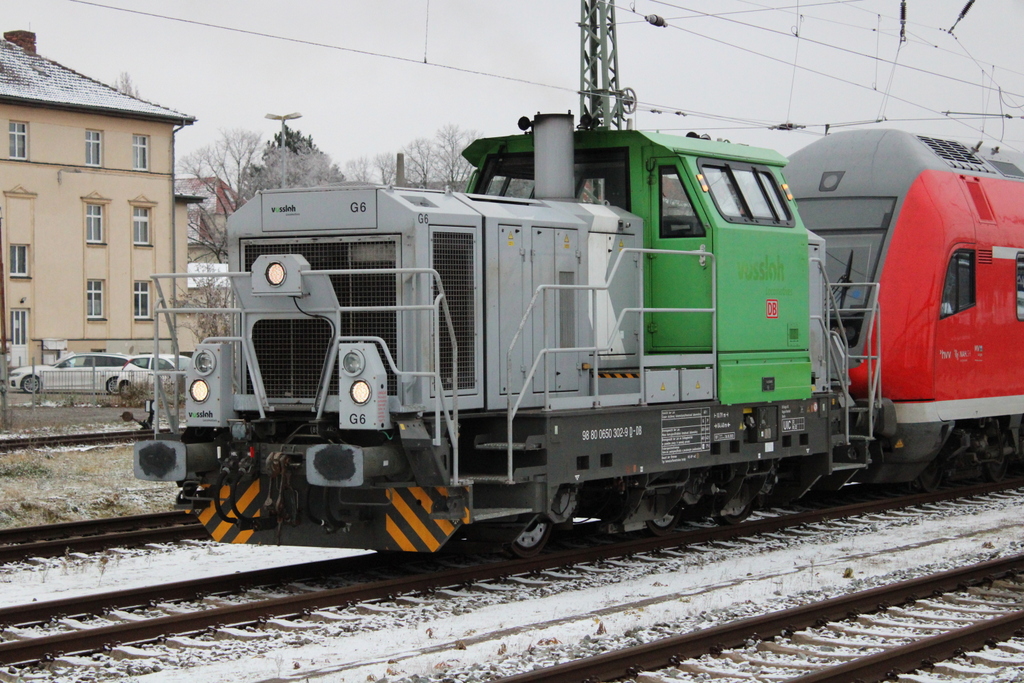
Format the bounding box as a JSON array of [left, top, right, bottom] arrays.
[[0, 428, 152, 454], [495, 555, 1024, 683], [0, 511, 203, 564], [1, 478, 1021, 670]]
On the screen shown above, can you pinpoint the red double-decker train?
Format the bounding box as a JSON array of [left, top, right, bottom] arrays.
[[787, 129, 1024, 488]]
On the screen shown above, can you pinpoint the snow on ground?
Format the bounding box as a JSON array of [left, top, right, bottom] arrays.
[[6, 490, 1020, 682]]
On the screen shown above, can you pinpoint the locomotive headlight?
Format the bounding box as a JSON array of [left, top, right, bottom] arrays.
[[342, 349, 365, 376], [190, 379, 210, 403], [194, 349, 216, 376], [350, 379, 371, 405], [265, 261, 287, 287]]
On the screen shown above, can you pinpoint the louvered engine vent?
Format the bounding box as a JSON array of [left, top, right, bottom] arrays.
[[917, 136, 993, 174]]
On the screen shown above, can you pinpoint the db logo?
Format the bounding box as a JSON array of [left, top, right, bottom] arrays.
[[766, 299, 779, 319]]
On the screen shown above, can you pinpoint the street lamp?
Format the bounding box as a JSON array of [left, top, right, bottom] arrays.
[[264, 112, 302, 188]]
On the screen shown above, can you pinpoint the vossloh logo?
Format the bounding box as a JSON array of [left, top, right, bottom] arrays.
[[269, 204, 297, 214], [189, 410, 214, 419]]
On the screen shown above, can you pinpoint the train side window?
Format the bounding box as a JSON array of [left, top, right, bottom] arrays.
[[940, 249, 975, 318], [1017, 254, 1024, 321], [759, 171, 792, 221], [659, 166, 705, 238]]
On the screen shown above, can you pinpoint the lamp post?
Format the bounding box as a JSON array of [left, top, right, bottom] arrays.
[[264, 112, 302, 188]]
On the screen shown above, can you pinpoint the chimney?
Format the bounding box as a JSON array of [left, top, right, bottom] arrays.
[[4, 31, 36, 54]]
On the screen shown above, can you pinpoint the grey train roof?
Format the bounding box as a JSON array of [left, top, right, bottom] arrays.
[[785, 129, 1024, 201]]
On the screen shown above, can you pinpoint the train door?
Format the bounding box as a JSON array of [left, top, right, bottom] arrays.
[[934, 246, 976, 400], [644, 155, 714, 353], [531, 227, 580, 393], [499, 224, 529, 396]]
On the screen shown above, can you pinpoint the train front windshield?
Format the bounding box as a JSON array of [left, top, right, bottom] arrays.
[[474, 148, 631, 212], [797, 196, 896, 346]]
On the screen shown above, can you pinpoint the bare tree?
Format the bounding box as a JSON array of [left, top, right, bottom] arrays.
[[178, 267, 233, 344], [177, 128, 263, 263], [403, 137, 441, 188], [113, 71, 140, 98], [344, 156, 375, 183], [434, 123, 480, 191], [373, 152, 397, 185]]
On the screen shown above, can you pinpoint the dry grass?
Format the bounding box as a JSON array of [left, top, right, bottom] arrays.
[[0, 443, 177, 528]]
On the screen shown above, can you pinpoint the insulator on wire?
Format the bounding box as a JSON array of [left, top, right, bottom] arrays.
[[646, 14, 666, 27], [899, 1, 907, 42], [949, 0, 976, 32]]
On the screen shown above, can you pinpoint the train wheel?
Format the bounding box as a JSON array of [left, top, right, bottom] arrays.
[[914, 460, 943, 493], [509, 518, 551, 558], [714, 500, 754, 526], [644, 510, 681, 536], [983, 453, 1009, 482]]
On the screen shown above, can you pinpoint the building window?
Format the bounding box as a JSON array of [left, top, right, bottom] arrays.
[[133, 281, 150, 319], [85, 130, 102, 166], [85, 204, 103, 243], [132, 135, 149, 170], [10, 310, 27, 347], [133, 207, 150, 245], [9, 245, 27, 277], [86, 280, 104, 319], [8, 122, 26, 160], [940, 249, 975, 318]]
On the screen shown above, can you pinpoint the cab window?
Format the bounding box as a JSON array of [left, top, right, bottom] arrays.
[[941, 249, 975, 318], [659, 166, 705, 238], [475, 148, 631, 211], [699, 161, 794, 226]]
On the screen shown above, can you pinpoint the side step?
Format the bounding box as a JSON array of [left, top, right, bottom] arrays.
[[474, 442, 542, 451]]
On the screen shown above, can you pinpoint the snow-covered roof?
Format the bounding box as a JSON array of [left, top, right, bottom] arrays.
[[0, 36, 194, 124]]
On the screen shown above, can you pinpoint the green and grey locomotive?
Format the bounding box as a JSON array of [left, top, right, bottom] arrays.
[[134, 114, 864, 555]]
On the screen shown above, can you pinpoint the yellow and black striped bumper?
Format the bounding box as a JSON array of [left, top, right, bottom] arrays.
[[193, 480, 469, 552], [196, 480, 264, 544], [383, 486, 469, 552]]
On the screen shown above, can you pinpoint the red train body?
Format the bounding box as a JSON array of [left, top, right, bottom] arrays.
[[787, 130, 1024, 484]]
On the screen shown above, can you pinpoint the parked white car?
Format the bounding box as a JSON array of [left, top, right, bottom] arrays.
[[114, 354, 191, 395], [9, 352, 130, 394]]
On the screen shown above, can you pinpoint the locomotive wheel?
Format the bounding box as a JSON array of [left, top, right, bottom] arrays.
[[644, 510, 681, 536], [714, 500, 754, 526], [509, 518, 552, 558]]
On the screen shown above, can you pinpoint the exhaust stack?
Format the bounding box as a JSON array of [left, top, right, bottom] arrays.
[[533, 113, 575, 201]]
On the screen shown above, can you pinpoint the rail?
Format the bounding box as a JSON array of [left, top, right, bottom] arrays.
[[504, 247, 716, 482], [150, 268, 461, 482]]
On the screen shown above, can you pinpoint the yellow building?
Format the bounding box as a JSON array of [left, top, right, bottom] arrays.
[[0, 30, 194, 365]]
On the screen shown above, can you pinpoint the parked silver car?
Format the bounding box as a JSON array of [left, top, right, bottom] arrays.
[[9, 352, 130, 394], [115, 354, 191, 395]]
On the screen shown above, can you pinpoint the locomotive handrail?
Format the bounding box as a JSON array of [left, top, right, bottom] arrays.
[[149, 266, 461, 484], [504, 247, 716, 483]]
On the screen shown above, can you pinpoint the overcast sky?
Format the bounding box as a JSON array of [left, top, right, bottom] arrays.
[[4, 0, 1024, 167]]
